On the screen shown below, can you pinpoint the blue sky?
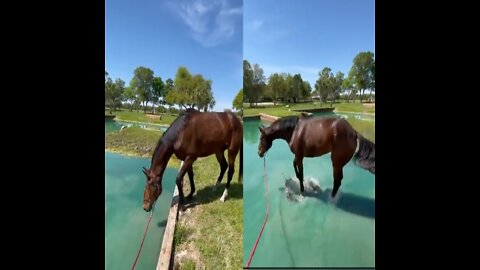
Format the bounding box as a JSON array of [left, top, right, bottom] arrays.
[[244, 0, 375, 88], [105, 0, 243, 111]]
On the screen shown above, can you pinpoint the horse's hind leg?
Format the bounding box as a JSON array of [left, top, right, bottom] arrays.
[[331, 150, 352, 199], [213, 151, 228, 192], [331, 164, 344, 198], [220, 146, 239, 202], [187, 167, 195, 200]]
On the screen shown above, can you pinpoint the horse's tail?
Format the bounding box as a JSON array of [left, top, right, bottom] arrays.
[[353, 133, 375, 174]]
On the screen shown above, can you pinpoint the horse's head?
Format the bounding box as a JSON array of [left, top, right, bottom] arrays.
[[142, 167, 162, 212], [258, 125, 272, 158]]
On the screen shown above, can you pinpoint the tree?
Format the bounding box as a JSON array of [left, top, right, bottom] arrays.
[[130, 66, 154, 113], [302, 81, 312, 100], [348, 51, 374, 103], [341, 76, 353, 102], [243, 60, 254, 106], [163, 78, 174, 114], [330, 71, 344, 106], [164, 78, 174, 104], [315, 67, 333, 107], [266, 73, 284, 105], [105, 78, 125, 114], [252, 63, 266, 106], [123, 86, 136, 112], [232, 88, 243, 115], [168, 66, 215, 111], [151, 77, 165, 114], [369, 60, 375, 102], [291, 74, 304, 103]]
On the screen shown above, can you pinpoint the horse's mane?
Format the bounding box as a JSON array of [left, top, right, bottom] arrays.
[[274, 116, 299, 132], [151, 108, 199, 164]]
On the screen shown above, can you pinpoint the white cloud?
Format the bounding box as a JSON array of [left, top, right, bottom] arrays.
[[169, 0, 242, 47]]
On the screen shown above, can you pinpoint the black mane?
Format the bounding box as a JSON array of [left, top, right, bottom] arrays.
[[274, 116, 299, 132], [151, 108, 198, 163]]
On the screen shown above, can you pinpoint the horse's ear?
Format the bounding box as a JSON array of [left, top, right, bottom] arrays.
[[258, 126, 265, 134], [142, 167, 149, 177]]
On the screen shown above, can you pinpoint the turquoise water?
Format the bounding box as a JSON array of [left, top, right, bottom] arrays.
[[243, 115, 375, 268], [105, 120, 167, 134], [105, 152, 176, 270]]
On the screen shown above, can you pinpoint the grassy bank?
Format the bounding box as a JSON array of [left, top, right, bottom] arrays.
[[105, 126, 242, 269], [244, 102, 375, 116], [173, 153, 242, 270], [106, 109, 178, 125], [105, 127, 164, 158]]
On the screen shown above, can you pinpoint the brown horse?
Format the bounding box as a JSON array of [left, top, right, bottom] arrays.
[[142, 108, 243, 211], [258, 114, 374, 198]]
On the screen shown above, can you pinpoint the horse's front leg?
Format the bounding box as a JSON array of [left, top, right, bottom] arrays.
[[293, 159, 300, 179], [176, 156, 197, 205], [295, 156, 305, 194]]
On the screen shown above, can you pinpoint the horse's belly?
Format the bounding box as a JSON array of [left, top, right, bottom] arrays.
[[303, 145, 331, 157]]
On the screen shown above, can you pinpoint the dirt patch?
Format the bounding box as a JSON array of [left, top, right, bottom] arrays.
[[363, 103, 375, 107]]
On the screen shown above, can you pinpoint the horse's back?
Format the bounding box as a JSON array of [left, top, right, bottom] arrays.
[[177, 111, 241, 156], [293, 117, 347, 157]]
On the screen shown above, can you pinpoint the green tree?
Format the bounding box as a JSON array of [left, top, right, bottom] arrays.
[[330, 71, 344, 106], [130, 66, 154, 113], [302, 81, 312, 100], [243, 60, 254, 106], [163, 78, 174, 114], [232, 88, 243, 115], [315, 67, 333, 107], [105, 78, 125, 114], [341, 76, 353, 102], [348, 51, 374, 103], [122, 86, 136, 112], [369, 60, 375, 102], [266, 73, 284, 105], [291, 74, 304, 103], [168, 67, 215, 111], [151, 77, 164, 114]]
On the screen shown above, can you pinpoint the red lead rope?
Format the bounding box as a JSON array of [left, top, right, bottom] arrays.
[[246, 157, 270, 268], [131, 206, 154, 270]]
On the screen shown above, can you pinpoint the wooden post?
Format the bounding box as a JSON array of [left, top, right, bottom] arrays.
[[156, 161, 183, 270]]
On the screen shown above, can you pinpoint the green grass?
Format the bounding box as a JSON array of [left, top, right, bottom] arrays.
[[173, 152, 242, 270], [105, 127, 163, 158], [107, 109, 178, 125], [244, 102, 375, 117], [181, 260, 196, 270]]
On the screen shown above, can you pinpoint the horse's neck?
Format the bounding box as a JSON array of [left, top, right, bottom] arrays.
[[270, 127, 294, 143], [151, 143, 174, 176]]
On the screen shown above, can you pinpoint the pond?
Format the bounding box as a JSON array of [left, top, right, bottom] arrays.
[[243, 113, 375, 268], [105, 119, 168, 134], [105, 152, 176, 270]]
